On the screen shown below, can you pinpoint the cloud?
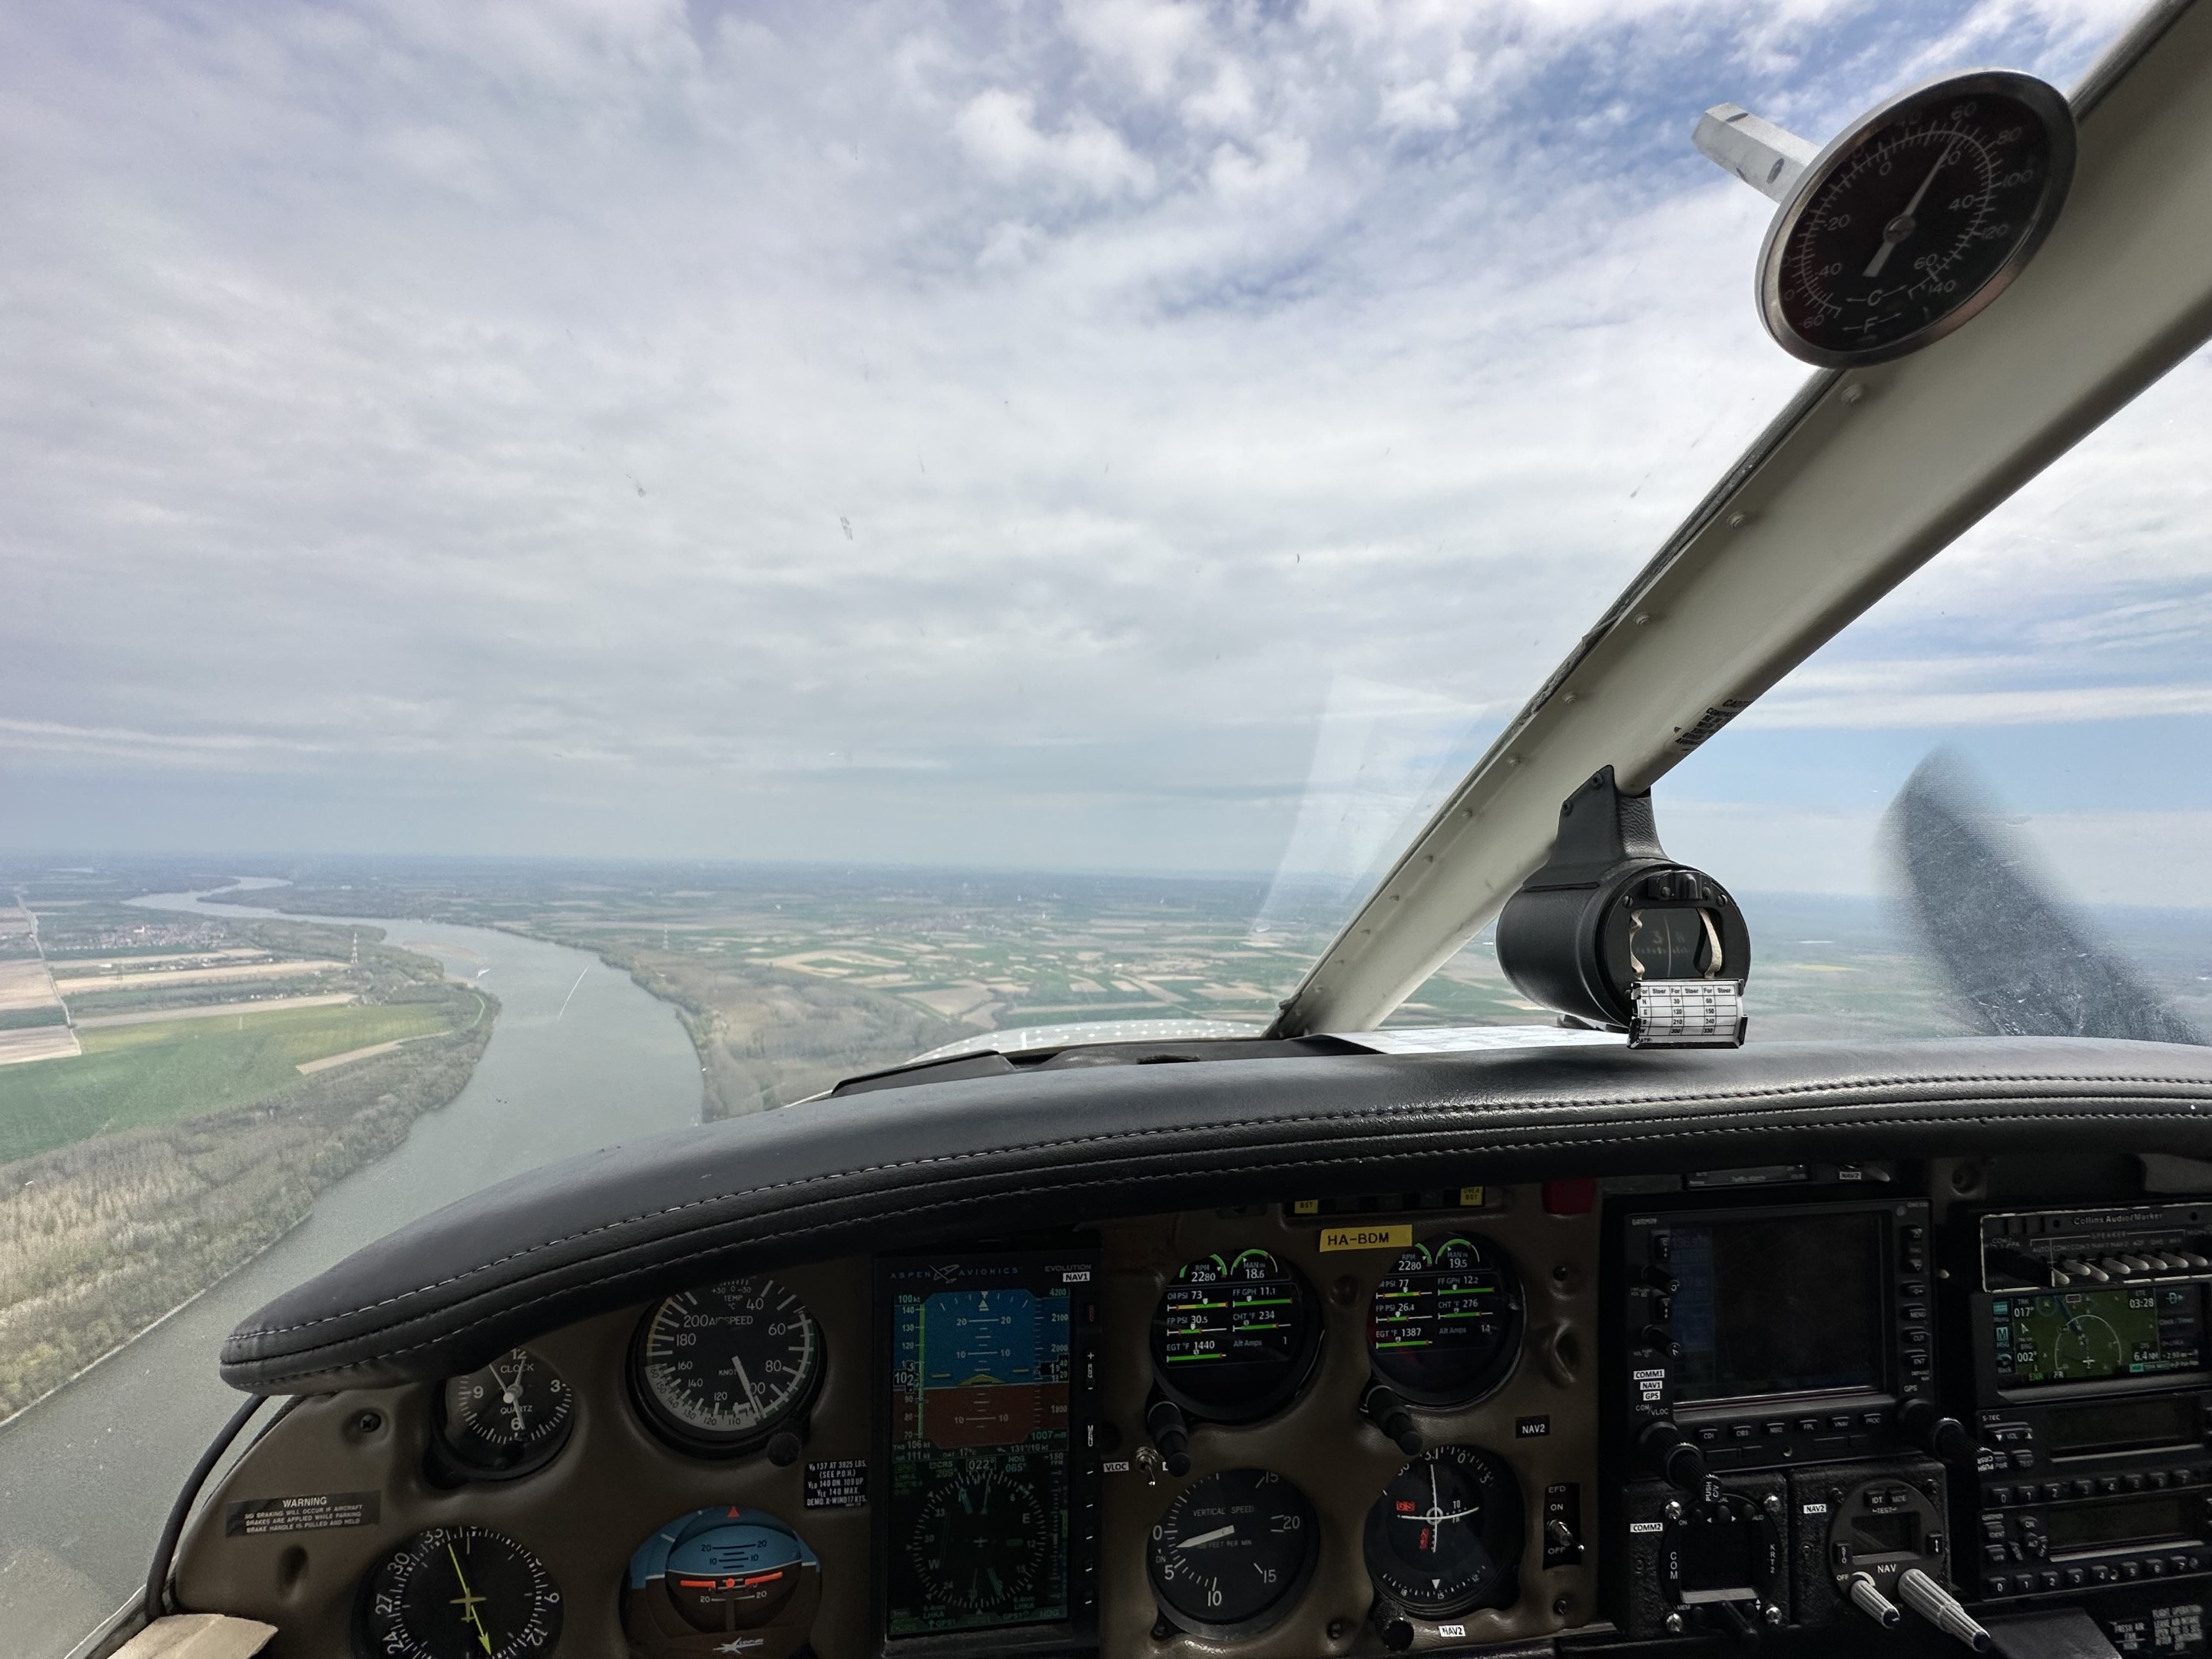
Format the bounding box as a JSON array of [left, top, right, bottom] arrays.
[[952, 89, 1156, 197], [0, 0, 2195, 891]]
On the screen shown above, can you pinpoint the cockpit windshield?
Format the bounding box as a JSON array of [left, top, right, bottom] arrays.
[[0, 3, 2202, 1655]]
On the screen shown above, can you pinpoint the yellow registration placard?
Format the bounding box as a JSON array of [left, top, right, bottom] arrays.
[[1319, 1224, 1412, 1253]]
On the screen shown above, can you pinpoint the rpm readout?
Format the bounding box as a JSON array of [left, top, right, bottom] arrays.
[[879, 1248, 1098, 1638], [1151, 1248, 1322, 1421]]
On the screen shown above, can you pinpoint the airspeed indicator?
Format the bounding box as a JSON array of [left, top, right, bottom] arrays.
[[630, 1276, 822, 1457]]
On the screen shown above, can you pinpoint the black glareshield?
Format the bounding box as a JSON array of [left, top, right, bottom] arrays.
[[1495, 767, 1750, 1036]]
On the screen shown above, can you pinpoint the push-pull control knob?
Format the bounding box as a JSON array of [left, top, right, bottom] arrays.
[[1897, 1568, 1992, 1652], [1898, 1399, 1975, 1467], [1361, 1381, 1423, 1455], [1637, 1420, 1707, 1492], [1846, 1574, 1901, 1629], [1145, 1398, 1192, 1478]]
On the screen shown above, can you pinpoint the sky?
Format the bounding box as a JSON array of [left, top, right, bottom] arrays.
[[4, 0, 2207, 907]]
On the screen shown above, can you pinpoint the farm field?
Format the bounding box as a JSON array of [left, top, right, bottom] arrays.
[[0, 1000, 465, 1164]]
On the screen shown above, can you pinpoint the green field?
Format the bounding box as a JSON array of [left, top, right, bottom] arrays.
[[0, 1002, 459, 1164]]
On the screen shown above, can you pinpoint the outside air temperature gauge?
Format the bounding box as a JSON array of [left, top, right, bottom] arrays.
[[1694, 71, 2075, 366]]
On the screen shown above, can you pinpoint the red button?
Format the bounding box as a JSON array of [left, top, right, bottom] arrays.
[[1543, 1178, 1595, 1216]]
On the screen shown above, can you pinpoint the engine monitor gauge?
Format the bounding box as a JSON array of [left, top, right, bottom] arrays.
[[622, 1504, 822, 1659], [631, 1276, 823, 1457], [1151, 1247, 1322, 1422], [1147, 1467, 1319, 1638], [432, 1346, 573, 1480], [353, 1526, 561, 1659], [1364, 1445, 1525, 1619], [1368, 1233, 1524, 1406]]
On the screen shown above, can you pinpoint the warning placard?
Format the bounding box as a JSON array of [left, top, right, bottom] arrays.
[[225, 1491, 379, 1537]]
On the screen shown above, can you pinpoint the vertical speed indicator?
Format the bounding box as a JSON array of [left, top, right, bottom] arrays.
[[630, 1275, 823, 1457]]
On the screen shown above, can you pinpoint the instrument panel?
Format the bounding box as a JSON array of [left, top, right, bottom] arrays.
[[177, 1184, 1599, 1657], [174, 1165, 2212, 1657]]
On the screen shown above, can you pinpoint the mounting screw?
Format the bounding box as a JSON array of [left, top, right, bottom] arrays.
[[1634, 612, 1651, 624], [1727, 512, 1748, 528], [1554, 1595, 1571, 1617], [1764, 1602, 1786, 1626], [1840, 383, 1866, 406], [1763, 1493, 1783, 1515], [350, 1409, 383, 1435], [1664, 1611, 1685, 1634], [1326, 1618, 1350, 1641]]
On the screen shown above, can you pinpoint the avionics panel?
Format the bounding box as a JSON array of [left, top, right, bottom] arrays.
[[1614, 1197, 1934, 1472], [874, 1244, 1101, 1657]]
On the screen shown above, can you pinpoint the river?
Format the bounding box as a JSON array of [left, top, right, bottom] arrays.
[[0, 891, 704, 1657]]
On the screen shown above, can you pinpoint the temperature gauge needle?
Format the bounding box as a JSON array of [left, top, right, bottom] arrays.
[[1865, 141, 1957, 278]]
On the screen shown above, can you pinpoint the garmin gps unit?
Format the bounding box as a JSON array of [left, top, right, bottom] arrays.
[[1610, 1197, 1938, 1478]]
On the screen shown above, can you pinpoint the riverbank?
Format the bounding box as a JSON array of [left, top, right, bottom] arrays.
[[0, 897, 703, 1659]]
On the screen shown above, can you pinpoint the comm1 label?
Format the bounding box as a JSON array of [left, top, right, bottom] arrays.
[[226, 1492, 379, 1537], [804, 1460, 868, 1509], [1320, 1224, 1412, 1253]]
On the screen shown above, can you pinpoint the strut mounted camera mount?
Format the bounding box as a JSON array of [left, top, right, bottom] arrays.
[[1495, 767, 1750, 1048]]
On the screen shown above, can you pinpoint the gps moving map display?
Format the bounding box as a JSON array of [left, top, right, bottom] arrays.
[[879, 1247, 1100, 1645], [1669, 1214, 1883, 1402], [1990, 1285, 2207, 1385]]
